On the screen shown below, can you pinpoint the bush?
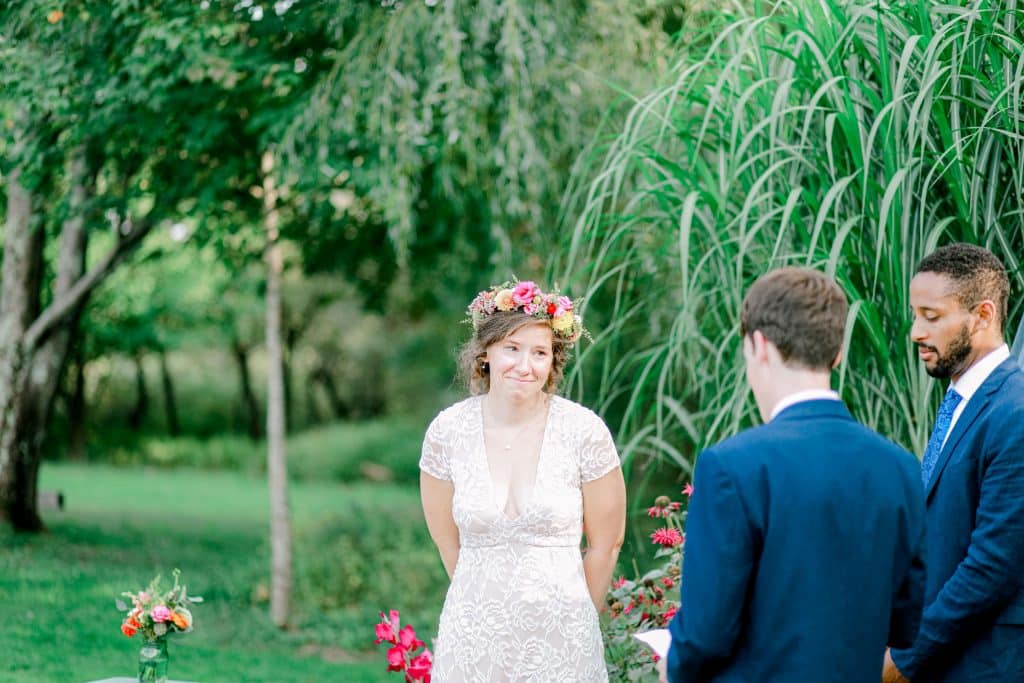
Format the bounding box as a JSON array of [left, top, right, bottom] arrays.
[[292, 498, 448, 652]]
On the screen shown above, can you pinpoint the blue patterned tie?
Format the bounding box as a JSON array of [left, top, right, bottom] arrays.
[[921, 387, 963, 487]]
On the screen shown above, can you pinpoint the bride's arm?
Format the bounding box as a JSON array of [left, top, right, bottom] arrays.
[[582, 468, 627, 611], [421, 472, 460, 579]]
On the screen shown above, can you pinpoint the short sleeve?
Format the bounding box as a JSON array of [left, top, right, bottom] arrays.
[[580, 414, 620, 483], [419, 417, 451, 481]]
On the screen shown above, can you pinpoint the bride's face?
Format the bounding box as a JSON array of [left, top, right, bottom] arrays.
[[484, 323, 554, 402]]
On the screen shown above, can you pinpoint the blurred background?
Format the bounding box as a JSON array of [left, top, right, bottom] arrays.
[[1, 1, 1022, 681]]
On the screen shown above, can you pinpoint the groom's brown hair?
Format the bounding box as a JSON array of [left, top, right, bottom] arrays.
[[741, 267, 848, 371]]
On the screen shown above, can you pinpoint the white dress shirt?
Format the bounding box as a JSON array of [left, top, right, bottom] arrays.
[[769, 388, 841, 421], [943, 344, 1011, 448]]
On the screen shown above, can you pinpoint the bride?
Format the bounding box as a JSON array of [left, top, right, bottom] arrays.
[[419, 281, 626, 682]]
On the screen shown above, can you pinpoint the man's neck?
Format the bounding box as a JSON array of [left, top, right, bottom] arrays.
[[759, 368, 833, 421], [951, 337, 1005, 383]]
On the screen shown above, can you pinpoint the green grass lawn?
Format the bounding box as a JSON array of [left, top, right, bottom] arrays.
[[0, 463, 445, 683]]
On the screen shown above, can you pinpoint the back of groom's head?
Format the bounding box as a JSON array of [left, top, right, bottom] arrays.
[[741, 268, 848, 371]]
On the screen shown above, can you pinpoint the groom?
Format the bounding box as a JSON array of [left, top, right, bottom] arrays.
[[661, 268, 926, 683]]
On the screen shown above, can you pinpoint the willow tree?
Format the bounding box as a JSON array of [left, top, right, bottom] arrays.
[[558, 0, 1024, 492], [283, 0, 674, 302]]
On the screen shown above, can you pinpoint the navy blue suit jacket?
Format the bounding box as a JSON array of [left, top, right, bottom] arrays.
[[666, 400, 926, 683], [892, 359, 1024, 682]]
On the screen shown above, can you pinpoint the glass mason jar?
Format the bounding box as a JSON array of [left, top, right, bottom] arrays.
[[138, 636, 169, 683]]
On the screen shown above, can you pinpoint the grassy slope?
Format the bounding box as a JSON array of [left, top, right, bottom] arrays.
[[0, 464, 418, 683]]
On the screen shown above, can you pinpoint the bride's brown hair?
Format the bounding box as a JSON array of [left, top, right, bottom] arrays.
[[457, 311, 570, 395]]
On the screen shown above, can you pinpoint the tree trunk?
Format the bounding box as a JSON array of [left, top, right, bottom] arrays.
[[0, 160, 46, 530], [304, 375, 322, 425], [16, 149, 92, 503], [283, 325, 298, 429], [0, 141, 152, 531], [68, 351, 88, 461], [263, 149, 292, 629], [128, 354, 149, 431], [313, 364, 349, 419], [232, 341, 262, 440], [159, 350, 180, 436]]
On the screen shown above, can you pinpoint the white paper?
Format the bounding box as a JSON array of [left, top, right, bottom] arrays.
[[633, 628, 671, 659]]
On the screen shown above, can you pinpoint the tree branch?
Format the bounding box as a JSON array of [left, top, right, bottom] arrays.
[[24, 215, 153, 351]]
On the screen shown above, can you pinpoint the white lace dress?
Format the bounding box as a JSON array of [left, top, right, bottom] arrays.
[[420, 394, 620, 682]]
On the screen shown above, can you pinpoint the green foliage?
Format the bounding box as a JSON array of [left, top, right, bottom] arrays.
[[558, 0, 1024, 488], [293, 499, 448, 653], [72, 418, 426, 486], [285, 0, 674, 305], [1, 463, 426, 681]]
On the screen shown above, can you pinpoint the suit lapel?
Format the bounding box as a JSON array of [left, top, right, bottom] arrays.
[[924, 359, 1017, 501], [924, 393, 990, 501]]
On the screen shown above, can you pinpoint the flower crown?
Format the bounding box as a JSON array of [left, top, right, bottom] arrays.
[[467, 280, 586, 343]]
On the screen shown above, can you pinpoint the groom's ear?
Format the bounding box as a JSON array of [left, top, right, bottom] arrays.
[[750, 330, 771, 363], [830, 349, 843, 370]]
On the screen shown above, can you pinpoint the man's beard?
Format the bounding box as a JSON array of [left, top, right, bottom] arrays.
[[920, 324, 974, 379]]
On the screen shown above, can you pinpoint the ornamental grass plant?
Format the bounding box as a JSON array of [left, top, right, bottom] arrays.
[[557, 0, 1024, 509]]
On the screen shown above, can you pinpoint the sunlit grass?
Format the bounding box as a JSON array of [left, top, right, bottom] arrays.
[[0, 463, 438, 683]]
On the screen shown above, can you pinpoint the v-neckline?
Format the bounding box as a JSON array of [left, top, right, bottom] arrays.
[[477, 394, 555, 522]]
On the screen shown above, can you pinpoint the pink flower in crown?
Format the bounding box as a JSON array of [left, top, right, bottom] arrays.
[[407, 650, 433, 681], [511, 281, 540, 305], [522, 302, 539, 315], [554, 295, 573, 317], [150, 605, 172, 623]]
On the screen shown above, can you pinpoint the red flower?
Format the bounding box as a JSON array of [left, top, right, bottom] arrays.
[[613, 576, 627, 589], [121, 620, 137, 638], [375, 620, 396, 644], [547, 303, 557, 314], [669, 501, 682, 511], [662, 577, 675, 589], [664, 605, 678, 621], [683, 483, 694, 497], [653, 652, 661, 662], [386, 646, 406, 672], [375, 609, 401, 644], [651, 527, 684, 547], [399, 624, 424, 651], [407, 650, 433, 681], [647, 506, 671, 518]]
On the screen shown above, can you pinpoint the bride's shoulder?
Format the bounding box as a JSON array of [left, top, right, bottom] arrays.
[[551, 395, 606, 428], [429, 395, 481, 431]]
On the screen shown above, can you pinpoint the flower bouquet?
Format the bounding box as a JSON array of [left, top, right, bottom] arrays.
[[116, 569, 202, 683], [374, 610, 433, 682]]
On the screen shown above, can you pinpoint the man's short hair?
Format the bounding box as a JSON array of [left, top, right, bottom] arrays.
[[741, 268, 848, 371], [916, 243, 1010, 333]]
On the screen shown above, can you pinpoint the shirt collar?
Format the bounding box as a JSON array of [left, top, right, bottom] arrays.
[[951, 344, 1010, 402], [769, 388, 841, 421]]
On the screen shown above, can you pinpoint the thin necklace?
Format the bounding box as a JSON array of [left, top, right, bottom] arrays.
[[483, 396, 549, 450]]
